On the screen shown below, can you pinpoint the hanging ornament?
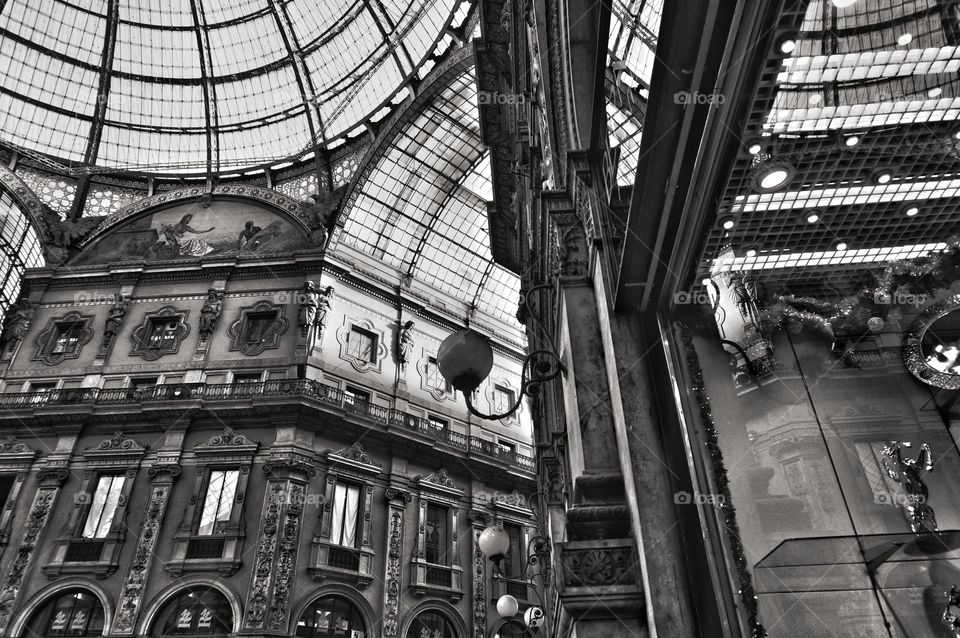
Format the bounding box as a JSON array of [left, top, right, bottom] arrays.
[[867, 316, 884, 333], [784, 316, 803, 334]]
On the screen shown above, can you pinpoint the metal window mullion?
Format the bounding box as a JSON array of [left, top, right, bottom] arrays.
[[189, 0, 219, 174]]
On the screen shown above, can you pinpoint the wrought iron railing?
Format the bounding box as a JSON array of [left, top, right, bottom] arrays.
[[0, 380, 535, 472]]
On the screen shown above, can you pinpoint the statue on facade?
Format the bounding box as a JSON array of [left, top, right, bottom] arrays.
[[302, 188, 345, 248], [102, 293, 128, 350], [316, 286, 334, 339], [882, 440, 937, 534], [0, 299, 33, 348], [397, 320, 414, 367], [298, 281, 319, 338], [198, 288, 223, 341]]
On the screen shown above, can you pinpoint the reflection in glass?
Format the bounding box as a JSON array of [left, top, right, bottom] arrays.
[[922, 310, 960, 374]]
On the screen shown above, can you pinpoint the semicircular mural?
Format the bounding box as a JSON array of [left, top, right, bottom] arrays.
[[72, 199, 311, 265]]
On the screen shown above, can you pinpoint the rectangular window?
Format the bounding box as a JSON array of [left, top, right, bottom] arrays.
[[232, 373, 262, 385], [197, 469, 239, 535], [29, 381, 57, 404], [502, 523, 525, 576], [493, 384, 516, 414], [426, 356, 453, 394], [147, 318, 179, 350], [425, 503, 448, 565], [0, 475, 15, 511], [81, 475, 125, 538], [49, 322, 85, 355], [344, 386, 370, 407], [330, 482, 361, 548], [242, 312, 277, 344], [429, 416, 449, 431], [346, 327, 377, 363], [499, 440, 517, 457]]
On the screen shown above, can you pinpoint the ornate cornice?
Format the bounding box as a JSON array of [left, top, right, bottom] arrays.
[[195, 425, 259, 456]]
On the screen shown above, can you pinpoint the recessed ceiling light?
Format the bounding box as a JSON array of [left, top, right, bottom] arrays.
[[844, 135, 859, 147], [722, 218, 735, 230], [759, 168, 790, 190], [929, 87, 943, 98], [874, 170, 892, 184], [748, 142, 763, 155], [905, 206, 919, 217], [808, 94, 822, 105], [780, 39, 796, 54], [745, 248, 758, 258], [805, 212, 820, 223], [831, 0, 857, 6], [835, 241, 848, 251], [897, 33, 913, 46]]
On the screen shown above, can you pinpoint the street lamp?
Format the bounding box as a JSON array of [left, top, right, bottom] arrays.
[[436, 329, 563, 420]]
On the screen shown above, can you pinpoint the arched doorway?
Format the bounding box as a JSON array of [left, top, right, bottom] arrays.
[[405, 610, 458, 638], [24, 589, 105, 637], [151, 586, 232, 636], [295, 595, 368, 638]]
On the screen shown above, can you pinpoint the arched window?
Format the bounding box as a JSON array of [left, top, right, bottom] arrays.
[[26, 589, 105, 637], [405, 611, 456, 638], [152, 586, 232, 636], [296, 596, 366, 638], [493, 619, 528, 637]]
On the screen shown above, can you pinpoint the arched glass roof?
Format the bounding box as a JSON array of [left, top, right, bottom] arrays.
[[332, 65, 521, 325], [0, 0, 466, 174]]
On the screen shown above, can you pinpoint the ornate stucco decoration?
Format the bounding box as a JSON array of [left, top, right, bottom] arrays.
[[32, 311, 95, 365], [484, 376, 521, 426], [381, 499, 407, 638], [84, 432, 147, 468], [492, 490, 530, 512], [336, 316, 388, 373], [227, 300, 289, 356], [327, 442, 382, 476], [130, 305, 190, 360], [559, 544, 637, 588], [416, 348, 454, 402], [195, 425, 259, 455]]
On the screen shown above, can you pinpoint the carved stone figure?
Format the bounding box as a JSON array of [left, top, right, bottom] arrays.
[[0, 299, 32, 348], [198, 288, 223, 341], [397, 320, 414, 366], [303, 188, 345, 248], [102, 293, 128, 349], [297, 281, 319, 338], [882, 440, 937, 533], [315, 286, 334, 337]]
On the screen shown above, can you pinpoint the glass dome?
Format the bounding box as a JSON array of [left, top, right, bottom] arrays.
[[0, 0, 466, 174]]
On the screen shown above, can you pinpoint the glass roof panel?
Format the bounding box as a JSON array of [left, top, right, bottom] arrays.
[[0, 0, 461, 174], [334, 66, 520, 324]]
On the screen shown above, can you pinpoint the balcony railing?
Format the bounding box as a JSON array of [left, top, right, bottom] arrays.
[[1, 380, 535, 472]]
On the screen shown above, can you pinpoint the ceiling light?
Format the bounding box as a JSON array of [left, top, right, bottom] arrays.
[[701, 277, 713, 287], [897, 33, 913, 46], [905, 206, 919, 217], [759, 168, 790, 190], [745, 247, 758, 258], [835, 241, 848, 251], [844, 135, 859, 147], [748, 142, 763, 155], [779, 39, 796, 55], [721, 218, 735, 230], [831, 0, 857, 6], [929, 87, 943, 98], [805, 212, 820, 224], [873, 170, 892, 184]]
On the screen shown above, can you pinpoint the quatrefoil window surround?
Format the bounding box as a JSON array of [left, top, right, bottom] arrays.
[[227, 300, 290, 356], [131, 306, 191, 360], [336, 317, 388, 373], [33, 311, 95, 365]]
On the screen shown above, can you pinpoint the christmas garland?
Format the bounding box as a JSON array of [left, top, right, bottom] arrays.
[[759, 236, 960, 339]]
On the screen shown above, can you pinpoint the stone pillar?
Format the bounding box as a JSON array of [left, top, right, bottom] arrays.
[[112, 462, 181, 634], [468, 510, 491, 638], [382, 487, 411, 638]]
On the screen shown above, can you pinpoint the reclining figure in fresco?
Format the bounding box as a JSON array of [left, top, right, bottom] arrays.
[[882, 440, 937, 534]]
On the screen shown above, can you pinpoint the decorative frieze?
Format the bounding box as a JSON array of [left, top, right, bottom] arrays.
[[268, 482, 304, 630], [246, 482, 284, 628], [32, 311, 95, 365], [382, 498, 407, 638]]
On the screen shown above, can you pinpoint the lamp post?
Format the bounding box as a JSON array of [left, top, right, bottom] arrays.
[[436, 329, 563, 421], [478, 524, 550, 635]]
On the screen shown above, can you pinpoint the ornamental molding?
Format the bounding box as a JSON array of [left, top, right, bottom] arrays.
[[415, 468, 463, 498], [130, 306, 190, 361], [327, 442, 382, 476], [491, 490, 530, 513], [227, 300, 290, 356], [484, 376, 521, 425], [472, 527, 486, 638], [415, 348, 454, 402], [0, 164, 57, 246], [559, 543, 638, 588], [195, 425, 259, 457], [112, 483, 171, 634], [81, 185, 311, 249], [335, 316, 388, 373], [381, 507, 405, 638], [84, 432, 147, 466], [0, 436, 35, 459], [32, 311, 95, 366], [385, 487, 413, 505]]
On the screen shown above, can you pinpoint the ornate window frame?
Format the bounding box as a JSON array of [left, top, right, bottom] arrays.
[[416, 350, 455, 402], [485, 378, 521, 425], [336, 317, 387, 373], [309, 443, 381, 588], [130, 306, 191, 361], [410, 469, 463, 602], [32, 311, 95, 366], [226, 300, 289, 356], [166, 427, 259, 577], [43, 433, 146, 579], [0, 437, 37, 551]]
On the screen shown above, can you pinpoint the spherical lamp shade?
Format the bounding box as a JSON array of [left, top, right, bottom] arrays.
[[496, 595, 519, 619], [437, 329, 494, 393], [478, 525, 511, 558]]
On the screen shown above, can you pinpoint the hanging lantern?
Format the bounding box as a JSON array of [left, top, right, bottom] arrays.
[[437, 329, 494, 393]]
